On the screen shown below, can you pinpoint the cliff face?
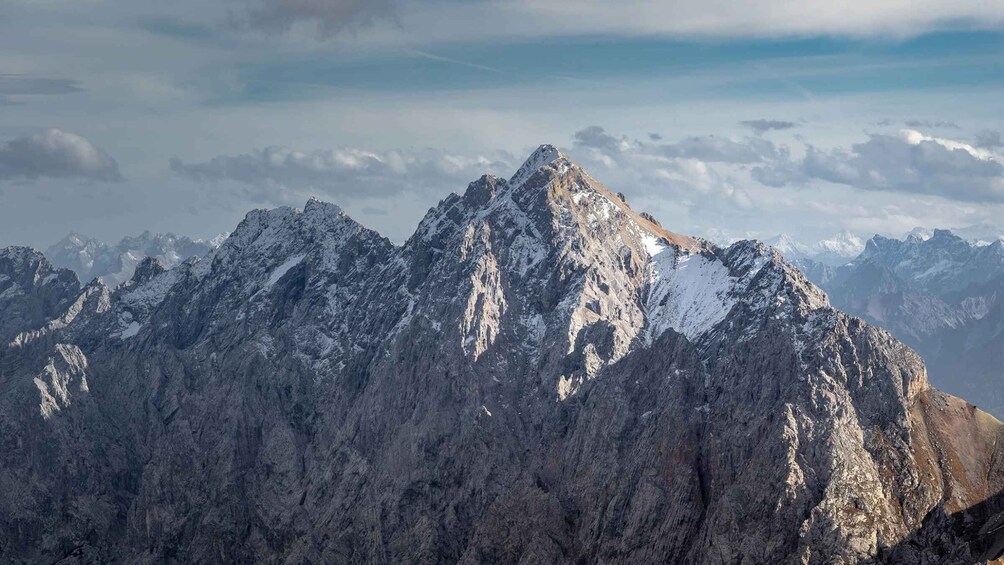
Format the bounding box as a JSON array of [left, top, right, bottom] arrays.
[[800, 231, 1004, 419], [1, 146, 1003, 564]]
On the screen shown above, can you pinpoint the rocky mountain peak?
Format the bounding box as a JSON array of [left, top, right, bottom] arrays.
[[509, 143, 565, 188], [461, 173, 505, 208], [3, 146, 1004, 564], [130, 256, 166, 285]]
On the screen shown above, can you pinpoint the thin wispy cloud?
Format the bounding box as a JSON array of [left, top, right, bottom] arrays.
[[404, 49, 506, 75], [0, 74, 84, 96], [740, 119, 798, 135], [904, 119, 960, 129], [223, 0, 1004, 43], [233, 0, 397, 38]]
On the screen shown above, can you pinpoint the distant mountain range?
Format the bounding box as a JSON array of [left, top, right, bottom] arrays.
[[905, 224, 1004, 247], [44, 230, 226, 286], [765, 231, 867, 266], [766, 224, 1004, 268], [772, 229, 1004, 418]]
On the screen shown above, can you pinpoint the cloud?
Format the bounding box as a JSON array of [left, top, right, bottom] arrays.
[[975, 130, 1002, 149], [171, 144, 514, 202], [740, 119, 798, 135], [192, 0, 1004, 44], [752, 129, 1004, 202], [0, 74, 84, 105], [234, 0, 397, 37], [903, 119, 959, 129], [569, 126, 758, 210], [573, 126, 781, 166], [661, 135, 781, 164], [0, 74, 84, 96], [572, 126, 628, 154], [358, 0, 1004, 46], [0, 129, 122, 182]]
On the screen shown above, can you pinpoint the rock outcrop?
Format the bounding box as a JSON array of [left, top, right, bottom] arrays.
[[799, 230, 1004, 418]]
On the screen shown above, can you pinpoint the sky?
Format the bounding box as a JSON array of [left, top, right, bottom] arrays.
[[1, 0, 1003, 249]]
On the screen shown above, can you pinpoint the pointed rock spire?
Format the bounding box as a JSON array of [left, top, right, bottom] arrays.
[[509, 144, 566, 188]]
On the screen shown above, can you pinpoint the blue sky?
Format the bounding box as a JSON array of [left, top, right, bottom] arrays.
[[1, 0, 1003, 248], [223, 32, 1004, 100]]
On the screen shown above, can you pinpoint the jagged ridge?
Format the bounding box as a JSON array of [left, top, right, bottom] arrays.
[[0, 146, 1002, 564]]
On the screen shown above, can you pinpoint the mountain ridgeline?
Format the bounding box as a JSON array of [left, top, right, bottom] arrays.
[[791, 230, 1004, 419], [2, 145, 1003, 564], [45, 231, 224, 287]]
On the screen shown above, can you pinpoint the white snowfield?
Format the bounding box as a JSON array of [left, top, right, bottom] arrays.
[[642, 234, 735, 342], [266, 254, 305, 287]]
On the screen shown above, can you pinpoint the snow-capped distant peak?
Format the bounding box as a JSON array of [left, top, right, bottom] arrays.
[[45, 230, 220, 287], [762, 230, 866, 265], [904, 224, 1004, 247], [815, 230, 864, 255], [766, 233, 810, 257], [904, 227, 933, 242], [203, 233, 230, 249]]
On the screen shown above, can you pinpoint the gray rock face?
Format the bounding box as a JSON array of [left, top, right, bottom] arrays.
[[2, 146, 1004, 564], [0, 247, 81, 343], [801, 230, 1004, 418]]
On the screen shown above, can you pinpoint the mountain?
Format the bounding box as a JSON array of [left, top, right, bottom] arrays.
[[2, 145, 1004, 564], [907, 224, 1004, 247], [45, 230, 225, 287], [803, 229, 1004, 418], [764, 233, 810, 258], [767, 230, 865, 266], [813, 230, 866, 265]]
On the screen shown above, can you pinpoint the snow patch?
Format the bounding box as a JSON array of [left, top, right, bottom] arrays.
[[120, 321, 141, 339], [643, 235, 736, 342], [266, 255, 305, 287]]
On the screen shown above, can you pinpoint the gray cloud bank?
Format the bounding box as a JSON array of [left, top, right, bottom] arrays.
[[976, 130, 1002, 149], [0, 129, 122, 182], [172, 126, 1004, 215], [235, 0, 397, 37], [752, 130, 1004, 202], [171, 145, 514, 201]]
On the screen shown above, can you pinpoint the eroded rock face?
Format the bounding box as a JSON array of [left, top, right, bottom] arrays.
[[802, 231, 1004, 419], [2, 146, 1003, 564]]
